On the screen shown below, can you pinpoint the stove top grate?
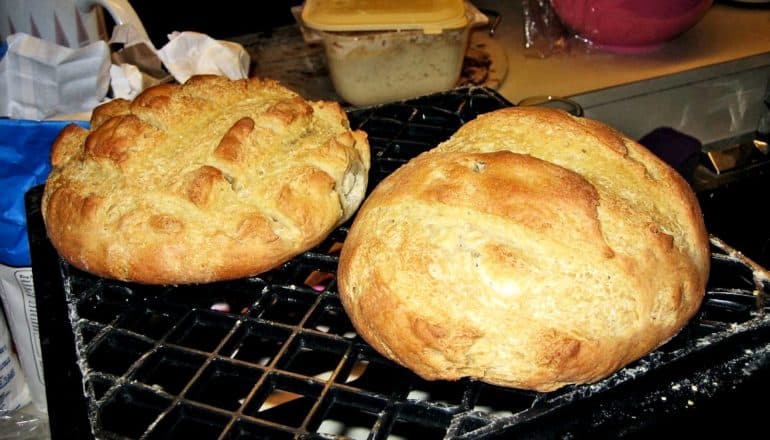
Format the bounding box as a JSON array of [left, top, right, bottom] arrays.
[[27, 87, 770, 440]]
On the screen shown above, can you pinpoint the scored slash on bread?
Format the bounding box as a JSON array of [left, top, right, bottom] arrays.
[[338, 106, 710, 392], [42, 75, 370, 285]]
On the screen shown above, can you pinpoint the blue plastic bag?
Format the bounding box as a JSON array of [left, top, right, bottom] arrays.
[[0, 118, 88, 267]]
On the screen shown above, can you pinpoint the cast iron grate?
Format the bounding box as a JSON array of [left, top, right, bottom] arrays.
[[27, 87, 770, 439]]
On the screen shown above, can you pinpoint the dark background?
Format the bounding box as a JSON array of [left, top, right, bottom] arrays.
[[123, 1, 303, 48]]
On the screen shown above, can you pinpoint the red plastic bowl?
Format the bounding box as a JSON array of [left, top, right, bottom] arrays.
[[549, 0, 714, 52]]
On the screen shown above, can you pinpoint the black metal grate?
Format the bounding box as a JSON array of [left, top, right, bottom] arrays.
[[27, 87, 770, 440]]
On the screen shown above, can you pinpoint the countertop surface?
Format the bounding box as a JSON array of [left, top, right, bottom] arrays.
[[475, 0, 770, 104]]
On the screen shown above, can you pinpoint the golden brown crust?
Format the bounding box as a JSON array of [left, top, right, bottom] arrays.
[[42, 75, 370, 284], [338, 106, 709, 392]]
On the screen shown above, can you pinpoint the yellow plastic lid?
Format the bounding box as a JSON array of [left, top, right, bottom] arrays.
[[301, 0, 468, 34]]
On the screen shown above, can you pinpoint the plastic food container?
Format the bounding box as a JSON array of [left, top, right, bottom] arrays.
[[298, 0, 488, 106]]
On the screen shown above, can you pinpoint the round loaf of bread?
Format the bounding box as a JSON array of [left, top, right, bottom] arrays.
[[42, 75, 370, 284], [338, 106, 710, 392]]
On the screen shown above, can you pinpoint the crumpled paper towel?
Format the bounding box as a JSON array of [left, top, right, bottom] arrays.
[[0, 24, 251, 119], [109, 24, 250, 100], [158, 31, 251, 85]]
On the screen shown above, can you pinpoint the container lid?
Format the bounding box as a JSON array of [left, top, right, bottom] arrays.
[[301, 0, 468, 34]]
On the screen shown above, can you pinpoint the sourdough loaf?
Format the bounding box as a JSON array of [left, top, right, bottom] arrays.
[[337, 106, 709, 392], [42, 75, 370, 284]]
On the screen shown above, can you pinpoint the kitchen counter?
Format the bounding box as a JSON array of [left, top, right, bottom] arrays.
[[478, 1, 770, 102], [473, 0, 770, 143]]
